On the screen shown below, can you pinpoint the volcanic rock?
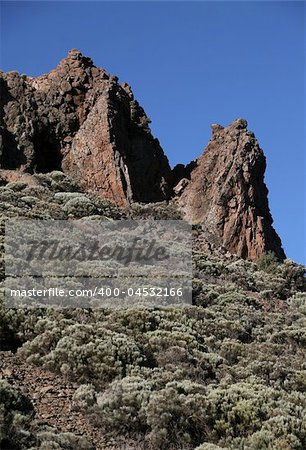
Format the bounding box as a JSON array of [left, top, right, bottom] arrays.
[[0, 51, 285, 260], [0, 49, 173, 206], [176, 119, 285, 260]]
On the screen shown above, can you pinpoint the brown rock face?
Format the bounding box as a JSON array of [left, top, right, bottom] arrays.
[[0, 51, 285, 260], [176, 119, 285, 260], [0, 49, 173, 206]]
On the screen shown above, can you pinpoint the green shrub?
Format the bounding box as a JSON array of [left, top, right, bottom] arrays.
[[94, 376, 152, 433], [145, 380, 207, 449], [92, 377, 207, 448], [63, 196, 97, 217], [256, 251, 280, 274], [72, 384, 97, 410], [0, 380, 32, 449], [19, 324, 147, 384], [194, 444, 228, 450], [205, 382, 271, 440], [35, 429, 94, 450]]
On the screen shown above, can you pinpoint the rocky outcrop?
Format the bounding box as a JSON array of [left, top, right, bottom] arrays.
[[0, 49, 173, 206], [176, 119, 285, 260], [0, 51, 285, 260]]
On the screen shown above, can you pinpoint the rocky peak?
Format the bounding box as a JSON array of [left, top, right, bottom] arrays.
[[0, 51, 285, 260], [0, 50, 173, 206], [176, 119, 285, 260]]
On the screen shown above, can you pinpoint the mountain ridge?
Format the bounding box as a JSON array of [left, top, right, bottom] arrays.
[[0, 49, 285, 260]]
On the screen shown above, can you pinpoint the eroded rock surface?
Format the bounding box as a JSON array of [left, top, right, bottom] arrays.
[[0, 49, 173, 206], [0, 51, 285, 259], [176, 119, 285, 260]]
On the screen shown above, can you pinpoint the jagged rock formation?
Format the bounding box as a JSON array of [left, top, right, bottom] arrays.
[[0, 50, 285, 259], [0, 49, 173, 206], [176, 119, 285, 260]]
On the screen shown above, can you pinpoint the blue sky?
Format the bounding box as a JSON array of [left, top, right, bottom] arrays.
[[0, 1, 305, 264]]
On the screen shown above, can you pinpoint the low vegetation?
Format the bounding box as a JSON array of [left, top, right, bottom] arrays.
[[0, 380, 93, 449], [0, 171, 305, 449]]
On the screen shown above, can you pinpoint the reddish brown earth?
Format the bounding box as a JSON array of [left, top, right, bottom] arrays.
[[0, 351, 110, 449], [0, 351, 147, 450]]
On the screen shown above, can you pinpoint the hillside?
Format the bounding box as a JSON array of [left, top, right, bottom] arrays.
[[0, 52, 305, 450], [0, 172, 305, 450]]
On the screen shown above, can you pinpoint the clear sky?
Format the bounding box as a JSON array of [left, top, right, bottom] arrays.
[[0, 1, 305, 264]]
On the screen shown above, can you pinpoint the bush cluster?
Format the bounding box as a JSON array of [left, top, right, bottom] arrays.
[[10, 296, 305, 449], [0, 171, 123, 220], [0, 172, 305, 449]]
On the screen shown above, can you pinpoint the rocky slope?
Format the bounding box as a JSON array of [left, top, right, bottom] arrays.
[[0, 50, 285, 260], [0, 352, 109, 450], [0, 197, 305, 449]]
